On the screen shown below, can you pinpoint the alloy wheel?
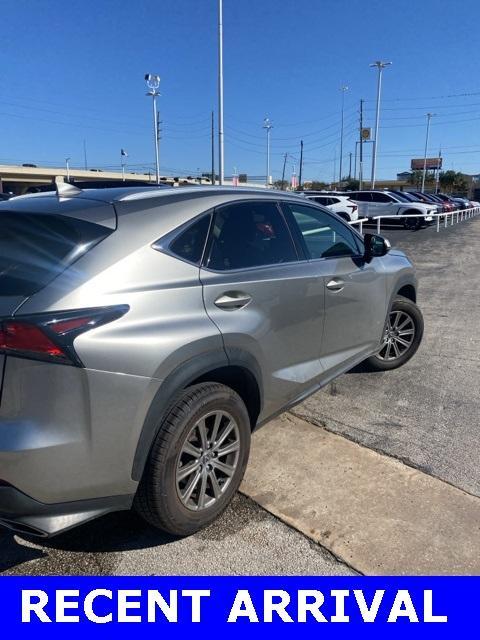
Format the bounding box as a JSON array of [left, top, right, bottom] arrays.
[[378, 310, 416, 361], [176, 410, 240, 511]]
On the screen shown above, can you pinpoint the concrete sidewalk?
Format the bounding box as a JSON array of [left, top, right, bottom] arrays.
[[241, 413, 480, 575]]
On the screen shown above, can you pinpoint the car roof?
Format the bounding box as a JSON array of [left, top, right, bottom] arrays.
[[6, 185, 307, 206]]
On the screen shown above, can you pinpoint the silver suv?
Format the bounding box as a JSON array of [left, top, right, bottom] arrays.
[[0, 186, 423, 537]]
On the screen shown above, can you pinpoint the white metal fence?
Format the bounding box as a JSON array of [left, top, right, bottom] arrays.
[[348, 207, 480, 234]]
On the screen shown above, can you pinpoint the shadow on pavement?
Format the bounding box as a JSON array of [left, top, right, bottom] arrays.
[[0, 510, 179, 573], [0, 531, 47, 572]]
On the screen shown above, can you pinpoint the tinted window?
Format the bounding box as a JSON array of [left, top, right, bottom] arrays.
[[349, 192, 372, 202], [207, 201, 296, 271], [285, 203, 359, 259], [169, 214, 210, 264], [371, 192, 393, 203], [0, 212, 112, 296], [389, 191, 409, 202], [311, 196, 328, 205]]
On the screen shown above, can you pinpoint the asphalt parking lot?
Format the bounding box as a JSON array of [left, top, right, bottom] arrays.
[[295, 218, 480, 497], [1, 217, 479, 576]]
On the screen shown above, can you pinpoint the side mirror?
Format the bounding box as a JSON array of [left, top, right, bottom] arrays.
[[364, 233, 391, 261]]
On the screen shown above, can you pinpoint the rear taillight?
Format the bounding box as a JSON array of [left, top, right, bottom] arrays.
[[0, 305, 128, 366], [0, 322, 67, 361]]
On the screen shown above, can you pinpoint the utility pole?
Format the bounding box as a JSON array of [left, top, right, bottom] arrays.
[[359, 99, 364, 189], [263, 117, 273, 187], [218, 0, 224, 184], [333, 149, 337, 187], [211, 111, 215, 185], [83, 139, 88, 171], [370, 61, 392, 189], [281, 152, 287, 190], [354, 142, 358, 181], [65, 157, 71, 181], [348, 152, 352, 180], [435, 146, 442, 193], [421, 112, 435, 192], [299, 140, 304, 189], [339, 85, 348, 187]]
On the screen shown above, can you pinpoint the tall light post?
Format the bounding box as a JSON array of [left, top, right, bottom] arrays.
[[421, 112, 435, 192], [145, 73, 161, 184], [370, 61, 392, 189], [339, 85, 348, 186], [65, 157, 70, 182], [218, 0, 224, 185], [263, 117, 273, 187]]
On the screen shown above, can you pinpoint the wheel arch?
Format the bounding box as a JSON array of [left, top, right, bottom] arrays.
[[131, 349, 262, 481], [396, 283, 416, 303]]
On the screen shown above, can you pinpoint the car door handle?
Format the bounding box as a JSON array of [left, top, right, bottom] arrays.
[[214, 292, 252, 310], [326, 279, 345, 292]]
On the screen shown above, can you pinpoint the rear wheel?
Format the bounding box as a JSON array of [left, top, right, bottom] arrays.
[[366, 296, 424, 371], [135, 382, 251, 536]]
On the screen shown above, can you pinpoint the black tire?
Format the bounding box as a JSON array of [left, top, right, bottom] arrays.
[[134, 382, 251, 536], [366, 296, 424, 371], [403, 213, 421, 230], [337, 212, 350, 222]]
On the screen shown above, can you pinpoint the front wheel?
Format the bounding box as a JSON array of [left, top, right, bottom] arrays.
[[366, 296, 424, 371], [403, 216, 421, 230], [135, 382, 251, 536]]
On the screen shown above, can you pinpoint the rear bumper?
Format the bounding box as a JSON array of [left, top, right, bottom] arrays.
[[0, 485, 133, 537], [0, 357, 161, 504]]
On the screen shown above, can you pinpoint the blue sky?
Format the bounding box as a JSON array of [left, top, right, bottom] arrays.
[[1, 0, 480, 182]]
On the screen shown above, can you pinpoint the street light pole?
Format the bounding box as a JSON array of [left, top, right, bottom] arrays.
[[339, 85, 348, 186], [263, 117, 273, 187], [145, 73, 161, 185], [218, 0, 225, 185], [370, 61, 392, 189], [65, 157, 70, 182], [421, 112, 435, 193]]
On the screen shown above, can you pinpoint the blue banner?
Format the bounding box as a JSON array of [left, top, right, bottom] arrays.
[[0, 576, 477, 637]]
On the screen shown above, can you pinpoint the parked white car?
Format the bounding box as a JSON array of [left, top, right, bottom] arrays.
[[304, 193, 359, 222], [346, 190, 437, 229]]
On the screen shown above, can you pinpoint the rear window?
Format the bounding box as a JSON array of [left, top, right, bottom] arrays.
[[0, 212, 112, 296]]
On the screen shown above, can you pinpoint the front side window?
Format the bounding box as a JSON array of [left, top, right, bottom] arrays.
[[284, 203, 360, 259], [207, 201, 297, 271], [350, 192, 372, 202], [371, 192, 393, 203]]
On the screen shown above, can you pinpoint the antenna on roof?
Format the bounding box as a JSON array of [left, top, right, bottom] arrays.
[[55, 177, 82, 197]]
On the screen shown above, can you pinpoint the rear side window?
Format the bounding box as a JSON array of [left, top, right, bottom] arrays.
[[169, 214, 211, 264], [207, 201, 297, 271], [311, 196, 329, 205], [0, 212, 112, 296]]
